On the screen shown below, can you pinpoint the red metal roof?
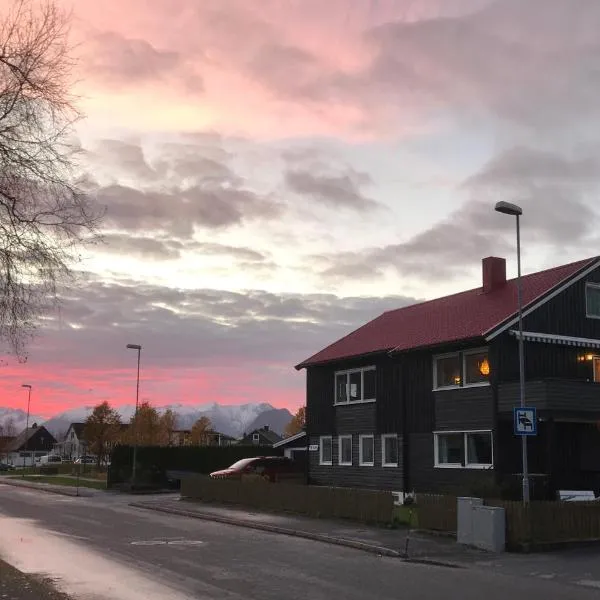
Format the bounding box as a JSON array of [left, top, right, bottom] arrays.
[[296, 257, 598, 369]]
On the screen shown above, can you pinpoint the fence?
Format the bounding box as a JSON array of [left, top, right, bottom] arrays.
[[181, 476, 394, 524], [416, 493, 458, 532], [415, 493, 600, 549]]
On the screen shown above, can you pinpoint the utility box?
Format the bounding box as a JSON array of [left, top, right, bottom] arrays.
[[472, 505, 506, 553], [457, 497, 483, 545]]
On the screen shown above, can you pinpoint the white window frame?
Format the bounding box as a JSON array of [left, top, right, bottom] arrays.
[[381, 434, 399, 467], [586, 283, 600, 319], [338, 435, 353, 466], [359, 435, 375, 467], [433, 430, 494, 470], [319, 436, 333, 466], [334, 366, 376, 405], [252, 433, 260, 443], [433, 348, 490, 391]]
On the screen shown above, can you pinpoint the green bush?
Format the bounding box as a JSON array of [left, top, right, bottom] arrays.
[[107, 445, 283, 488]]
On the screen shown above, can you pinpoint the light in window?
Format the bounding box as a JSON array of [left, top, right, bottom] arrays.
[[465, 351, 490, 385], [436, 355, 461, 388]]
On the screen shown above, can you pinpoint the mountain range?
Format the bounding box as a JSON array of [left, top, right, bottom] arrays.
[[0, 403, 293, 439]]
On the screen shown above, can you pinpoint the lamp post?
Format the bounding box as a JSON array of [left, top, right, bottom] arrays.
[[21, 384, 32, 475], [494, 201, 530, 504], [126, 343, 141, 488]]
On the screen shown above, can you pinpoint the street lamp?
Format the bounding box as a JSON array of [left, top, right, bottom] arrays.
[[495, 201, 530, 504], [21, 384, 32, 474], [126, 343, 141, 488]]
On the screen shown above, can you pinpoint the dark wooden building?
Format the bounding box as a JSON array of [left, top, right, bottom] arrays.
[[239, 426, 283, 447], [295, 256, 600, 499]]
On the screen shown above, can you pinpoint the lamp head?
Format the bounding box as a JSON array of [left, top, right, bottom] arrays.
[[126, 344, 141, 350], [494, 201, 523, 216]]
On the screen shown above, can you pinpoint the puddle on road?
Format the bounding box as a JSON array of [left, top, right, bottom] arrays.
[[0, 515, 196, 600]]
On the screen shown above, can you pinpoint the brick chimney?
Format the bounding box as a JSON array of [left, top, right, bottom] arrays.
[[482, 257, 506, 293]]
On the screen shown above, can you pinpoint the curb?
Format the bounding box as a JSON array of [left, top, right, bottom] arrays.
[[130, 501, 463, 568], [0, 478, 94, 497]]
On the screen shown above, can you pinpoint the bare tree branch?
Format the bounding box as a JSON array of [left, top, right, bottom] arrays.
[[0, 0, 102, 358]]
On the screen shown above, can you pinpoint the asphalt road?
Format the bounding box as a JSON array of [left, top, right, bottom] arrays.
[[0, 485, 598, 600]]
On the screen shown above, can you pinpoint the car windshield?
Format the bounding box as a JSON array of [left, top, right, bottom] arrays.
[[228, 458, 258, 470]]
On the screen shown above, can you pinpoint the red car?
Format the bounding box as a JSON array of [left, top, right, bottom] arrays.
[[210, 456, 302, 482]]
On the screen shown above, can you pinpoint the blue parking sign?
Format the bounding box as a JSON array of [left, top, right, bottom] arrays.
[[514, 407, 537, 436]]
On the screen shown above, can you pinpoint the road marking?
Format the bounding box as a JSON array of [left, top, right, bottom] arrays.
[[578, 580, 600, 589], [130, 539, 204, 547]]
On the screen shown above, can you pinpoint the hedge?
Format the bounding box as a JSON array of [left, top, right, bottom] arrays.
[[107, 444, 283, 488]]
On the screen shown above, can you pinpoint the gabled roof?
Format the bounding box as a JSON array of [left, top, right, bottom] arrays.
[[296, 257, 599, 369], [67, 423, 85, 438], [273, 431, 306, 448], [5, 426, 55, 452], [245, 427, 283, 444]]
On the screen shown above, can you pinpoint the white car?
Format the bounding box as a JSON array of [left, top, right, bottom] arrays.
[[37, 455, 62, 465], [74, 455, 96, 465]]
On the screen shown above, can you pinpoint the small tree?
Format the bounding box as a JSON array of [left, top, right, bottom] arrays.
[[128, 401, 162, 446], [190, 416, 213, 446], [158, 408, 177, 446], [83, 402, 122, 468], [284, 406, 306, 437]]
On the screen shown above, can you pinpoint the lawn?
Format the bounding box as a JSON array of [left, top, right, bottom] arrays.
[[10, 475, 107, 490]]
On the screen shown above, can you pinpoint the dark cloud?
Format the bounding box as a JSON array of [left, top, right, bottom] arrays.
[[95, 183, 282, 237], [30, 275, 417, 370], [85, 31, 204, 93], [285, 169, 380, 212], [99, 234, 268, 262]]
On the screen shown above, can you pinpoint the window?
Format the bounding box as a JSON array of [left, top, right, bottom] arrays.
[[382, 434, 399, 467], [594, 357, 600, 383], [359, 435, 374, 466], [319, 436, 332, 465], [434, 431, 493, 469], [252, 433, 260, 444], [586, 283, 600, 319], [334, 367, 376, 404], [338, 435, 353, 465], [464, 350, 490, 386], [433, 349, 490, 390], [434, 354, 462, 388]]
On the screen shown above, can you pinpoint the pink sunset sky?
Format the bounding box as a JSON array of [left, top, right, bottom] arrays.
[[2, 0, 600, 418]]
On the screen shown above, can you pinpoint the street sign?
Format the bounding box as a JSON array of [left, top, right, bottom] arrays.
[[514, 407, 537, 436]]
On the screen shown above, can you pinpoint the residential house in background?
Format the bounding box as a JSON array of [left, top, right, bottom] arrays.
[[240, 426, 282, 447], [296, 256, 600, 500], [4, 425, 56, 467], [53, 422, 86, 460], [273, 431, 307, 467]]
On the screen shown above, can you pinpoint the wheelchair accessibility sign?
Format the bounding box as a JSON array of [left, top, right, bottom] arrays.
[[514, 407, 537, 436]]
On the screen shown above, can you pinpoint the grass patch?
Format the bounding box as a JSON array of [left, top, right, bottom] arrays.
[[392, 505, 419, 528], [10, 475, 107, 490]]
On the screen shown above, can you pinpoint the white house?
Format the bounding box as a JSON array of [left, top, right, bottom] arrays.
[[4, 425, 56, 467], [53, 422, 86, 460]]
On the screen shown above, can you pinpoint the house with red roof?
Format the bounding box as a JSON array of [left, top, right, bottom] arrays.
[[295, 255, 600, 499]]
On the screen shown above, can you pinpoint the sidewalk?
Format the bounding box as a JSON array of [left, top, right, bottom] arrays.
[[0, 477, 100, 497], [130, 497, 489, 566]]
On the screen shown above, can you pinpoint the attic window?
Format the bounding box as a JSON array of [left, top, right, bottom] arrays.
[[586, 283, 600, 319]]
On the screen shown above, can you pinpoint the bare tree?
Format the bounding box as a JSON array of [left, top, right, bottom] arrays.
[[0, 0, 101, 357]]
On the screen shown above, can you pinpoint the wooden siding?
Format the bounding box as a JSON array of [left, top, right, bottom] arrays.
[[408, 433, 495, 495], [402, 351, 435, 434], [495, 265, 600, 384], [308, 434, 404, 491], [435, 385, 494, 430], [306, 366, 336, 434], [499, 380, 600, 415]]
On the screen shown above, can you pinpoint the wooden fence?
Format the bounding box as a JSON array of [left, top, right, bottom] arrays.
[[415, 493, 600, 549], [415, 493, 458, 532], [181, 476, 394, 525]]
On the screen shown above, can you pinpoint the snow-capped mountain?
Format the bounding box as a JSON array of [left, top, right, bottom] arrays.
[[0, 402, 293, 439], [0, 407, 45, 434]]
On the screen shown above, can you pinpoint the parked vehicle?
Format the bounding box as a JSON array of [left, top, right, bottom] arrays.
[[210, 456, 302, 482], [36, 454, 62, 465], [0, 462, 15, 472], [74, 455, 96, 465]]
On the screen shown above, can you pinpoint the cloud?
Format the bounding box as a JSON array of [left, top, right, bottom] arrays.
[[285, 169, 380, 212], [83, 31, 204, 93], [99, 234, 268, 263]]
